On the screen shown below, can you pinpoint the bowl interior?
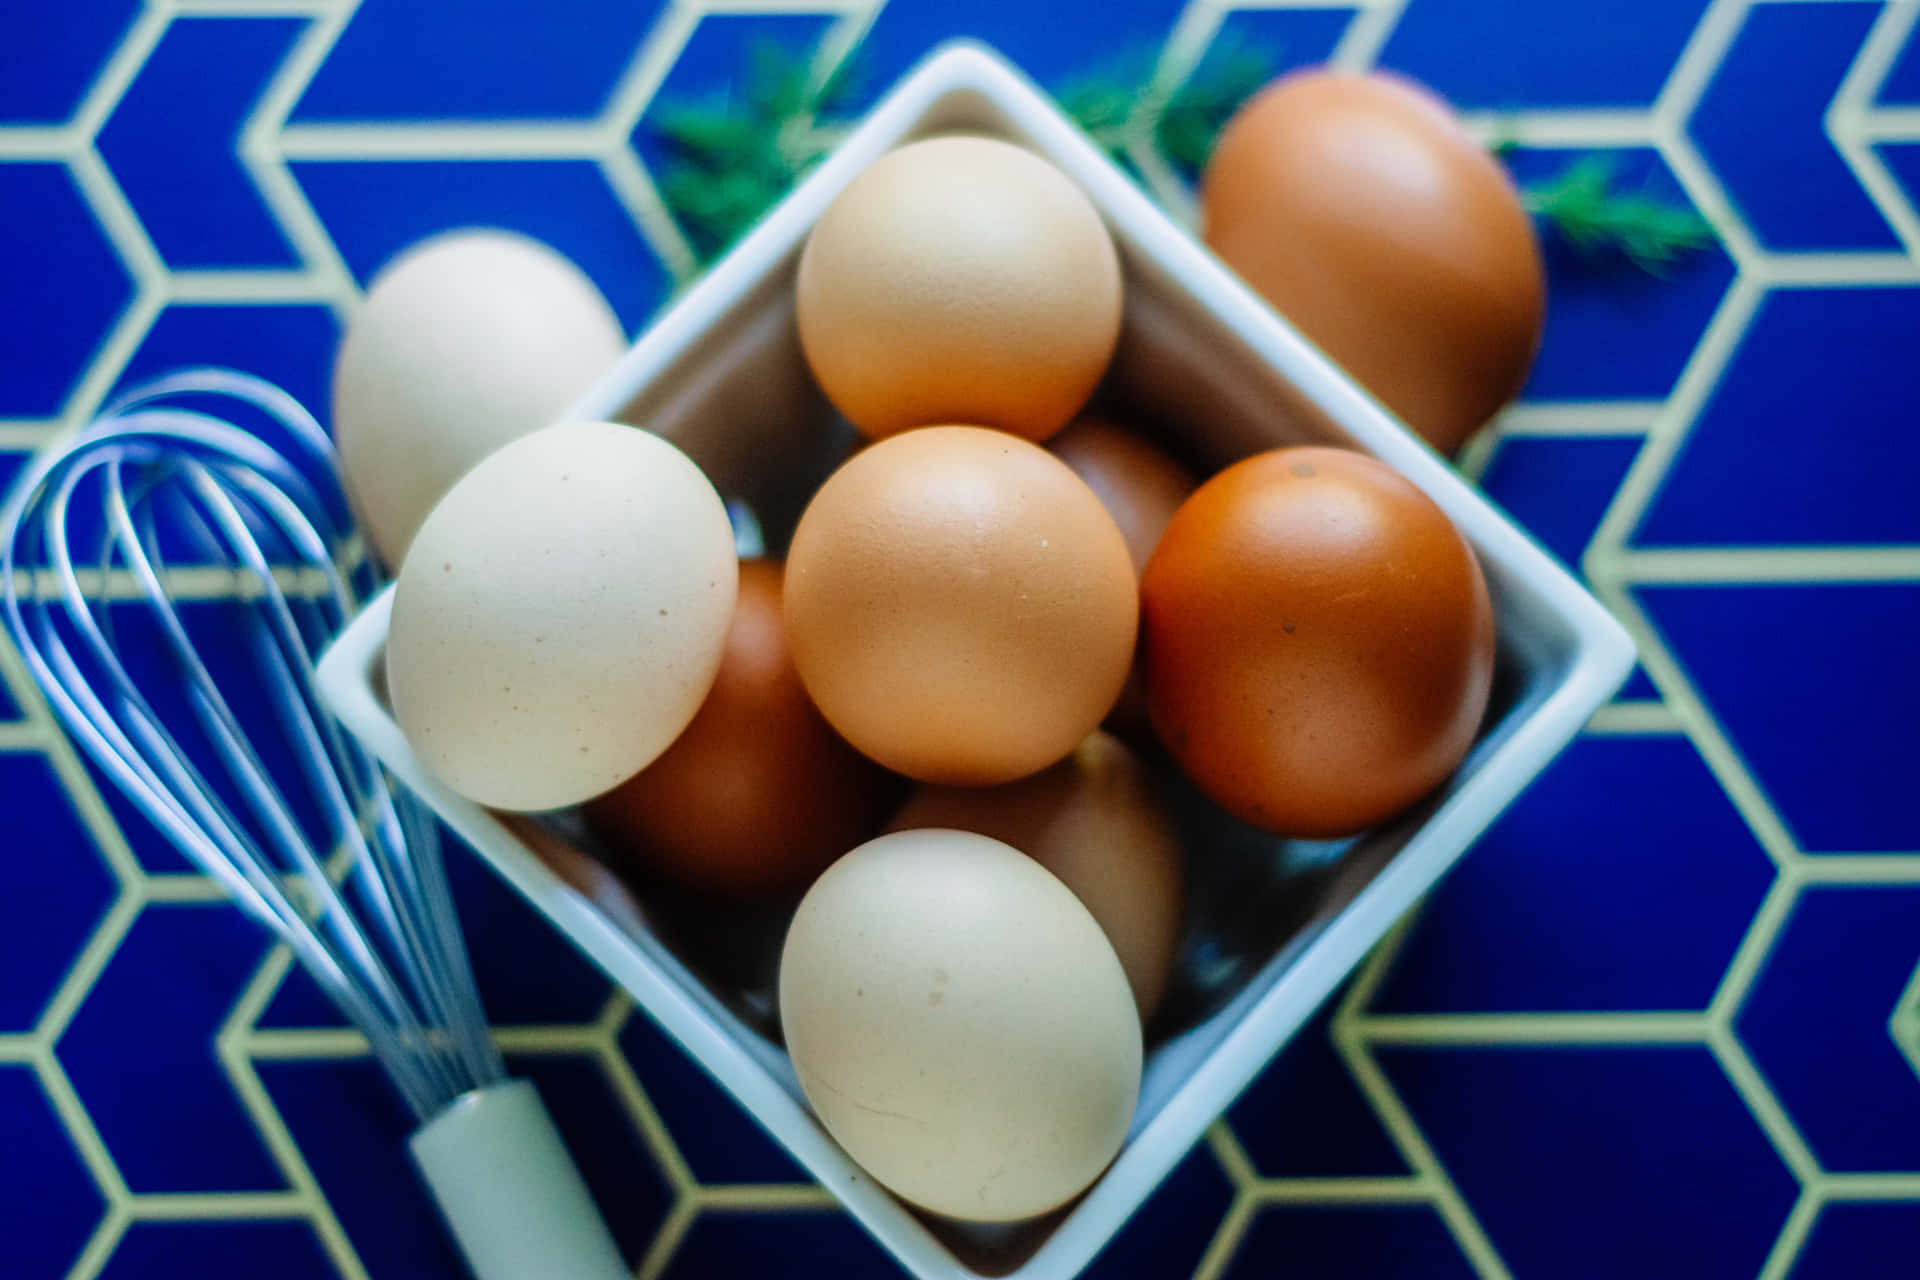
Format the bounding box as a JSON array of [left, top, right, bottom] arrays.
[[321, 44, 1631, 1280]]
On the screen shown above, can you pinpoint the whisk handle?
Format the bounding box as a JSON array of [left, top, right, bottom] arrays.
[[408, 1079, 630, 1280]]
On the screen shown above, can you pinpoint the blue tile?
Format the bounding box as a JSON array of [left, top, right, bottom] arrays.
[[1477, 435, 1642, 571], [504, 1053, 674, 1266], [1635, 287, 1920, 547], [662, 1208, 890, 1280], [1377, 0, 1711, 108], [631, 13, 838, 259], [100, 1220, 336, 1280], [1878, 21, 1920, 104], [1503, 148, 1735, 401], [0, 753, 118, 1032], [1615, 664, 1661, 703], [0, 1066, 105, 1280], [1230, 999, 1408, 1177], [1791, 1201, 1920, 1278], [57, 902, 283, 1192], [256, 1056, 465, 1280], [1373, 735, 1773, 1013], [1738, 885, 1920, 1173], [1689, 3, 1898, 252], [0, 0, 141, 124], [619, 1006, 806, 1184], [257, 957, 352, 1029], [291, 158, 666, 335], [292, 0, 665, 121], [1223, 1204, 1477, 1280], [1877, 143, 1920, 233], [1378, 1044, 1797, 1278], [1636, 582, 1920, 853], [447, 840, 612, 1025], [113, 304, 340, 437], [0, 163, 136, 417], [1152, 8, 1356, 182], [97, 18, 307, 270], [1083, 1142, 1234, 1280], [835, 0, 1187, 115]]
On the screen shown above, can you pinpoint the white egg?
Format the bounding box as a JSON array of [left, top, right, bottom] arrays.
[[388, 421, 737, 812], [779, 829, 1141, 1222], [333, 229, 627, 567]]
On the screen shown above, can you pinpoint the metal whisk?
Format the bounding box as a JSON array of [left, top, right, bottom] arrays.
[[0, 369, 628, 1280]]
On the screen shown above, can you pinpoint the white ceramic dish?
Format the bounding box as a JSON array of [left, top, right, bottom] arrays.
[[317, 41, 1635, 1280]]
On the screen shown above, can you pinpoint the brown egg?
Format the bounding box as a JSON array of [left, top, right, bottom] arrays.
[[1201, 69, 1545, 455], [1049, 415, 1198, 741], [887, 731, 1183, 1021], [784, 426, 1138, 785], [1142, 446, 1495, 837], [583, 560, 901, 894], [1049, 416, 1198, 575], [796, 135, 1123, 443]]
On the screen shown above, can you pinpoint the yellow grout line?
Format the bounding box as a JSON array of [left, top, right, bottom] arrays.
[[1796, 856, 1920, 884], [1491, 402, 1663, 437], [1707, 872, 1799, 1025], [36, 1053, 133, 1202], [1252, 1176, 1433, 1204], [600, 2, 706, 137], [1187, 1187, 1258, 1280], [62, 1204, 132, 1280], [635, 1195, 698, 1280], [599, 1039, 699, 1193], [1328, 0, 1411, 70], [600, 146, 701, 285], [142, 873, 233, 902], [1206, 1119, 1258, 1187], [1356, 1012, 1711, 1044], [1704, 1024, 1822, 1182], [1599, 546, 1920, 583], [1820, 1173, 1920, 1198], [1332, 1031, 1515, 1280], [696, 1182, 838, 1209], [126, 1191, 313, 1218], [34, 890, 144, 1044], [0, 720, 45, 749], [277, 122, 608, 159], [1585, 701, 1683, 735], [1754, 1187, 1823, 1280]]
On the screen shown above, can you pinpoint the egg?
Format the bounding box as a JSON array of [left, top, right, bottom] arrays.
[[583, 559, 903, 894], [779, 829, 1140, 1221], [388, 421, 737, 812], [1141, 446, 1495, 837], [796, 135, 1123, 443], [333, 229, 626, 566], [886, 731, 1183, 1021], [783, 426, 1138, 785], [1201, 70, 1545, 455], [1048, 416, 1198, 577], [1049, 415, 1198, 741]]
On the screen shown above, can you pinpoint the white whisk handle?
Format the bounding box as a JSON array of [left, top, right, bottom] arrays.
[[409, 1079, 630, 1280]]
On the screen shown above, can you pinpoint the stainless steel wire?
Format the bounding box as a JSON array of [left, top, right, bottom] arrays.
[[0, 369, 504, 1122]]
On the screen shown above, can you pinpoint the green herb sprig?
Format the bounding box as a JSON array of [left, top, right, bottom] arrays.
[[1522, 154, 1716, 275], [645, 38, 1717, 277]]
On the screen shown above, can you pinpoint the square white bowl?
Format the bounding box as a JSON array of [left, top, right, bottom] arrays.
[[317, 40, 1635, 1280]]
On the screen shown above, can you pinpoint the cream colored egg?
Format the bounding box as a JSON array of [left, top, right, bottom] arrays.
[[388, 421, 737, 812], [796, 135, 1123, 443], [779, 829, 1141, 1222], [334, 229, 627, 567]]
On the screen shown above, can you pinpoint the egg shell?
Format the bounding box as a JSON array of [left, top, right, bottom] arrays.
[[584, 559, 904, 895], [1141, 445, 1495, 837], [1049, 415, 1198, 742], [388, 421, 737, 812], [886, 731, 1183, 1021], [796, 135, 1123, 443], [783, 425, 1139, 785], [1201, 70, 1545, 454], [333, 229, 626, 566], [779, 829, 1141, 1222]]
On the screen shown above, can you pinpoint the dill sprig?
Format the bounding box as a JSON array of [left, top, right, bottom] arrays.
[[646, 38, 1716, 278], [648, 41, 858, 261], [1056, 40, 1273, 176], [1522, 154, 1717, 275]]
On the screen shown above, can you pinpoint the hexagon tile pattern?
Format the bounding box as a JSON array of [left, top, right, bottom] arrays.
[[3, 2, 1920, 1278]]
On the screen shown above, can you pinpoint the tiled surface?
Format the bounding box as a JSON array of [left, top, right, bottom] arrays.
[[2, 2, 1917, 1277]]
